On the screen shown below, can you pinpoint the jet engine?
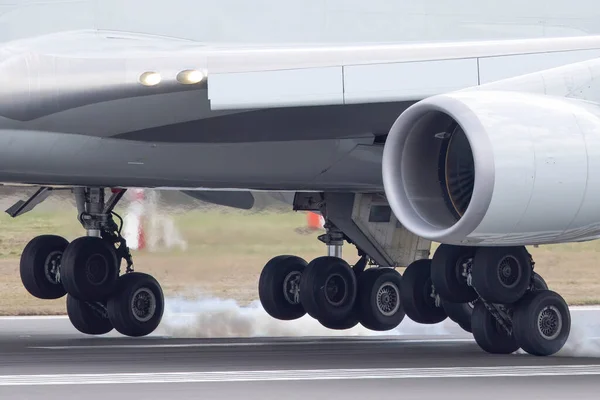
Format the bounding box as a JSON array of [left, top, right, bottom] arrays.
[[382, 90, 600, 246]]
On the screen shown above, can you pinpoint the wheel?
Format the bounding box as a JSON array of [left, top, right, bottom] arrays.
[[299, 256, 357, 322], [431, 244, 477, 303], [399, 259, 447, 324], [442, 300, 474, 333], [107, 272, 164, 337], [61, 236, 120, 301], [20, 235, 69, 299], [357, 268, 405, 331], [471, 246, 532, 304], [318, 312, 360, 330], [66, 294, 113, 335], [471, 302, 519, 354], [512, 290, 570, 356], [258, 255, 307, 320], [532, 272, 548, 291]]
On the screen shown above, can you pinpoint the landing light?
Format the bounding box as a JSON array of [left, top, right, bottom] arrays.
[[139, 71, 162, 87], [176, 69, 205, 85]]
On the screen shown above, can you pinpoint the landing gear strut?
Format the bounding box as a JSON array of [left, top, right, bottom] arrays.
[[17, 187, 164, 338]]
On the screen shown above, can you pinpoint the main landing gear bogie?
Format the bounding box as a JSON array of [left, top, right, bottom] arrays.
[[427, 243, 570, 357], [18, 188, 164, 338], [259, 254, 406, 332]]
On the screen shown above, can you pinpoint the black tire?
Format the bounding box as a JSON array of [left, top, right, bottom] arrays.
[[66, 294, 113, 335], [61, 237, 120, 301], [258, 255, 307, 320], [299, 256, 357, 322], [442, 300, 474, 333], [532, 272, 548, 291], [471, 246, 532, 304], [107, 272, 164, 337], [20, 235, 69, 299], [357, 268, 405, 331], [512, 290, 570, 356], [471, 302, 519, 354], [399, 259, 447, 324], [431, 245, 477, 303], [319, 312, 360, 330]]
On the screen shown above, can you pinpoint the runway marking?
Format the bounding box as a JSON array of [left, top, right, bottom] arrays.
[[29, 338, 473, 350], [2, 365, 600, 386]]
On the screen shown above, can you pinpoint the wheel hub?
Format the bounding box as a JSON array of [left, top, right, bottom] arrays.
[[282, 271, 301, 305], [497, 255, 521, 288], [44, 251, 62, 284], [376, 282, 400, 316], [85, 254, 109, 286], [324, 273, 348, 306], [131, 288, 157, 322], [537, 305, 563, 340]]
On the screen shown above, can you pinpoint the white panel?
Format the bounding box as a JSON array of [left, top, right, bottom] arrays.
[[343, 59, 479, 104], [208, 67, 343, 109], [479, 49, 600, 83]]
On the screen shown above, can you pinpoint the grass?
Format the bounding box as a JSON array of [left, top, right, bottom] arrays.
[[1, 202, 600, 315]]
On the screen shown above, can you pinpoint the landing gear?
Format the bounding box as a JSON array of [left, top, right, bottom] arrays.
[[258, 205, 406, 332], [107, 272, 165, 337], [66, 294, 113, 335], [428, 243, 570, 357], [513, 290, 570, 356], [357, 268, 405, 331], [15, 187, 164, 338], [20, 235, 68, 299], [61, 236, 119, 301], [400, 259, 447, 324], [299, 256, 357, 324], [259, 255, 307, 321]]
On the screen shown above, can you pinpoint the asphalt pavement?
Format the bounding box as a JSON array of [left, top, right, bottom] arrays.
[[0, 308, 599, 399]]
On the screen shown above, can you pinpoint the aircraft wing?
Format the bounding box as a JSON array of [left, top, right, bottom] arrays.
[[3, 30, 600, 122]]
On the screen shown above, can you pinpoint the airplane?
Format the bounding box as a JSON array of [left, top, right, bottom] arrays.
[[3, 0, 600, 357]]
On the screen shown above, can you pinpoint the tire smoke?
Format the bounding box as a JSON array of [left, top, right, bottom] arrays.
[[160, 294, 464, 338], [160, 296, 600, 358]]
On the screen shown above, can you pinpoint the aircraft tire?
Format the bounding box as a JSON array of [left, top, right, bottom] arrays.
[[20, 235, 69, 299], [67, 294, 113, 335], [357, 268, 405, 331], [107, 272, 164, 337], [431, 244, 478, 303], [471, 302, 519, 354], [299, 256, 357, 323], [318, 312, 360, 330], [532, 272, 548, 291], [399, 259, 447, 324], [471, 246, 532, 304], [258, 255, 307, 320], [442, 300, 474, 333], [512, 290, 570, 356], [61, 236, 119, 301]]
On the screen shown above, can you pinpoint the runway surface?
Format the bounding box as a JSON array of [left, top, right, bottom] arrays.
[[1, 307, 600, 399]]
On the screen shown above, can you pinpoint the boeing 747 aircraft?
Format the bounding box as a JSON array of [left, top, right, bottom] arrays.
[[4, 0, 600, 357]]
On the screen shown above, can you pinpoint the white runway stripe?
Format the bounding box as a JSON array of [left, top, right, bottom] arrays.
[[2, 365, 600, 386]]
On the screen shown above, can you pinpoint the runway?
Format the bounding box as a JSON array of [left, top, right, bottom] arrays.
[[1, 308, 600, 399]]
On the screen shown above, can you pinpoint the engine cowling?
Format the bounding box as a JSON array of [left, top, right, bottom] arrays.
[[382, 90, 600, 246]]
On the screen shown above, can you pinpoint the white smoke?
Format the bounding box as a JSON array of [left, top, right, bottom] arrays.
[[554, 308, 600, 357], [160, 293, 464, 339], [160, 295, 600, 358]]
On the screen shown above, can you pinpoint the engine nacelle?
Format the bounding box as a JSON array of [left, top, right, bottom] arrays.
[[382, 90, 600, 246]]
